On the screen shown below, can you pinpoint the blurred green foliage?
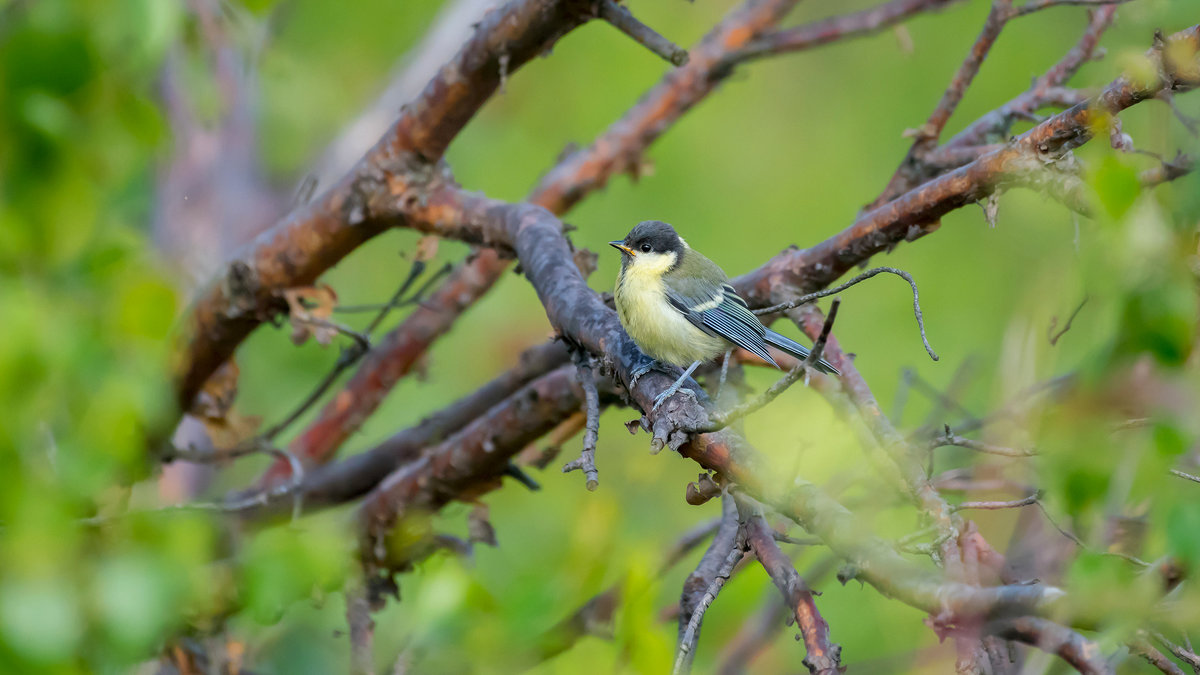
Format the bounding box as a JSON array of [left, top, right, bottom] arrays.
[[2, 0, 1200, 672]]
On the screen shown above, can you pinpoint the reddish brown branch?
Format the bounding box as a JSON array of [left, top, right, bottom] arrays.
[[987, 617, 1110, 674], [174, 0, 592, 410], [876, 4, 1116, 204], [530, 0, 802, 215], [239, 340, 570, 520], [261, 251, 507, 485], [1131, 638, 1188, 675], [943, 4, 1119, 151], [677, 494, 745, 675], [733, 23, 1200, 305], [358, 366, 587, 580], [740, 500, 841, 675], [247, 0, 810, 480], [726, 0, 963, 64], [919, 0, 1014, 146], [339, 19, 1200, 615]]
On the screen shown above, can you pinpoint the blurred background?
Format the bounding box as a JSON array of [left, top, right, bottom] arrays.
[[2, 0, 1200, 672]]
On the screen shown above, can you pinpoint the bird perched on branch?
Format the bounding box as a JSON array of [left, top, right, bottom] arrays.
[[610, 220, 838, 411]]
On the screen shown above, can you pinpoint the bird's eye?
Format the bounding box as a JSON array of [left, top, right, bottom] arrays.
[[640, 243, 652, 253]]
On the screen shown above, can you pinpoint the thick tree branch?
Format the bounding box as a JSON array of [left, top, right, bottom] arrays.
[[987, 616, 1111, 674], [358, 366, 590, 583], [739, 498, 841, 675], [260, 252, 505, 485], [174, 0, 592, 410], [239, 340, 570, 520], [243, 0, 812, 482], [733, 23, 1200, 305], [935, 6, 1116, 157], [676, 494, 746, 675]]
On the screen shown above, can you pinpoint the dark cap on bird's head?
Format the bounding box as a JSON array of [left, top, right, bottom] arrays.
[[608, 220, 684, 257]]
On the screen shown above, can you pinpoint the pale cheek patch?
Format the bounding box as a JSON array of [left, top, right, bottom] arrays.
[[624, 251, 677, 279]]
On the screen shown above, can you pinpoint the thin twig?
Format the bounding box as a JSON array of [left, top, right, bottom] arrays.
[[597, 0, 689, 66], [365, 260, 425, 333], [1048, 297, 1088, 346], [753, 266, 937, 362], [1033, 499, 1150, 567], [954, 493, 1040, 511], [261, 344, 366, 442], [805, 298, 840, 370], [727, 0, 964, 65], [336, 263, 456, 314], [1012, 0, 1134, 18], [1151, 632, 1200, 674], [716, 348, 734, 402], [1170, 468, 1200, 485], [697, 302, 841, 433], [932, 427, 1037, 457], [1131, 637, 1188, 675], [675, 528, 746, 675], [562, 350, 601, 490], [347, 587, 377, 675]]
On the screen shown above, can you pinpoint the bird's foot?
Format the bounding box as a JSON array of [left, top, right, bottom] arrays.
[[650, 379, 698, 412], [628, 355, 670, 392]]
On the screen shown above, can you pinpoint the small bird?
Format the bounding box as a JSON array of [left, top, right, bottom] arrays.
[[610, 221, 839, 411]]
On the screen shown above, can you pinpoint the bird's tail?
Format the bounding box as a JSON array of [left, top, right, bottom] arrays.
[[763, 329, 840, 375]]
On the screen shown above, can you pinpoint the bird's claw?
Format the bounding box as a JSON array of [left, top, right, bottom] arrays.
[[651, 386, 697, 412]]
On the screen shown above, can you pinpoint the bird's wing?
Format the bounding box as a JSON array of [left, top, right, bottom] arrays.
[[664, 275, 778, 366]]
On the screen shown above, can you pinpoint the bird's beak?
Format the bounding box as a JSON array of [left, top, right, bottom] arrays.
[[609, 240, 635, 256]]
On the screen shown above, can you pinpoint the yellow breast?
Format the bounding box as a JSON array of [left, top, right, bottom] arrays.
[[614, 261, 726, 366]]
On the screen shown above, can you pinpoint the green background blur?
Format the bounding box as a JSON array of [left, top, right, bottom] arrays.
[[2, 0, 1200, 672]]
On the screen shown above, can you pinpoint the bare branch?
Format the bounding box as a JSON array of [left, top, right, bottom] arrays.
[[739, 497, 841, 675], [914, 0, 1014, 147], [932, 427, 1037, 457], [733, 23, 1200, 306], [1048, 297, 1088, 346], [754, 267, 938, 362], [696, 302, 841, 434], [676, 495, 746, 675], [562, 350, 601, 490], [1131, 637, 1188, 675], [987, 616, 1112, 674], [1151, 632, 1200, 673], [597, 0, 689, 66], [347, 587, 376, 675], [727, 0, 964, 65], [174, 0, 594, 410], [954, 493, 1040, 511], [1170, 468, 1200, 485], [1013, 0, 1133, 19]]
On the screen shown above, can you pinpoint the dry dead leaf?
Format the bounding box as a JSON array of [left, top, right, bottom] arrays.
[[414, 235, 440, 263], [283, 285, 339, 346], [201, 410, 262, 452], [573, 246, 599, 280]]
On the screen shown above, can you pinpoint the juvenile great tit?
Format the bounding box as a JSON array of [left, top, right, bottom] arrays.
[[610, 221, 839, 410]]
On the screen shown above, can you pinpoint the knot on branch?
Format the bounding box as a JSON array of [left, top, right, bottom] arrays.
[[220, 259, 262, 320]]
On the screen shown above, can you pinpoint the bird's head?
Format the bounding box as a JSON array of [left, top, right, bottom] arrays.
[[609, 221, 686, 274]]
